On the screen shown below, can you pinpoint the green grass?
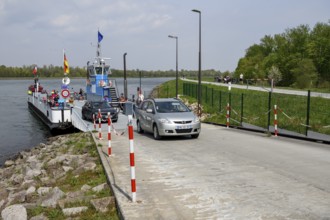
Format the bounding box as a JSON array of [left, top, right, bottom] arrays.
[[155, 79, 330, 136]]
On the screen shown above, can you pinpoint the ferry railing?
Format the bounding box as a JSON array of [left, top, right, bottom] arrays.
[[113, 79, 120, 98]]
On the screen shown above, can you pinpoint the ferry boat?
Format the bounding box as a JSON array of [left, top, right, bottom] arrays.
[[27, 61, 73, 133], [85, 31, 119, 105]]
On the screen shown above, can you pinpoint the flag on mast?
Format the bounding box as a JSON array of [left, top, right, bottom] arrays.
[[32, 66, 38, 75], [98, 31, 103, 43], [64, 51, 70, 74]]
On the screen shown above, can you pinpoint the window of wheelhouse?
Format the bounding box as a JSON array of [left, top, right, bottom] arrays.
[[88, 68, 95, 76], [95, 67, 103, 75], [104, 66, 111, 75]]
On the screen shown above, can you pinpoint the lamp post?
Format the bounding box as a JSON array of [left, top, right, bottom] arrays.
[[139, 71, 142, 95], [168, 35, 178, 99], [123, 53, 127, 99], [192, 9, 202, 117]]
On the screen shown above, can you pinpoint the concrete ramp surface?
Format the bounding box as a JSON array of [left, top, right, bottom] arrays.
[[93, 120, 330, 219]]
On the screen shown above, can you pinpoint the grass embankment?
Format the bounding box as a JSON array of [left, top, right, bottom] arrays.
[[153, 79, 330, 136]]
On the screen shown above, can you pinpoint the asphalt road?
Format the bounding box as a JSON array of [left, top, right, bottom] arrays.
[[96, 116, 330, 219], [183, 78, 330, 99]]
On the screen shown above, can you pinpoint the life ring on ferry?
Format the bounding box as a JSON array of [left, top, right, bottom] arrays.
[[62, 77, 70, 85], [99, 80, 106, 87]]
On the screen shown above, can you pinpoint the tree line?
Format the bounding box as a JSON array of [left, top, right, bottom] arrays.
[[234, 21, 330, 89], [0, 65, 220, 79]]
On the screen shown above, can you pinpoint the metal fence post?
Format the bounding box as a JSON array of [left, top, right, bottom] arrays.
[[306, 90, 311, 136], [212, 88, 214, 107], [205, 86, 208, 104], [267, 92, 272, 131], [241, 93, 244, 125], [219, 90, 222, 112]]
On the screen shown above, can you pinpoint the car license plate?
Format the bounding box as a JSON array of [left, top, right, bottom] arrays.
[[176, 125, 192, 129]]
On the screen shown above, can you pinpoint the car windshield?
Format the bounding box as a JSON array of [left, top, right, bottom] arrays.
[[155, 101, 190, 113], [92, 101, 110, 109]]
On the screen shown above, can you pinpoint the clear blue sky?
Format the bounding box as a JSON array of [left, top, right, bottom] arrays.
[[0, 0, 329, 72]]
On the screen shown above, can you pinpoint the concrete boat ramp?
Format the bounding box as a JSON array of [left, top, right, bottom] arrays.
[[71, 101, 330, 219]]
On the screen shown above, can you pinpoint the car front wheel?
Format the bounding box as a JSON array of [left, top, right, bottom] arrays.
[[153, 125, 161, 140], [137, 120, 144, 133], [191, 134, 199, 139]]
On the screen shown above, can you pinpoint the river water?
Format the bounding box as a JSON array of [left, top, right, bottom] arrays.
[[0, 77, 172, 166]]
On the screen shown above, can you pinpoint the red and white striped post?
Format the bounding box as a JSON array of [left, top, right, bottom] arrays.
[[98, 109, 102, 140], [107, 112, 112, 156], [226, 103, 230, 128], [93, 114, 96, 130], [274, 104, 278, 137], [128, 115, 136, 202]]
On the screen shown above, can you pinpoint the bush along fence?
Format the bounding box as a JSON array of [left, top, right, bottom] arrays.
[[182, 82, 330, 142]]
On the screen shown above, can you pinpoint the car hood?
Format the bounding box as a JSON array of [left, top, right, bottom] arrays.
[[93, 107, 117, 113], [156, 112, 197, 121]]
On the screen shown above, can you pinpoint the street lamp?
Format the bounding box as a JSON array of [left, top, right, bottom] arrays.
[[168, 35, 178, 99], [139, 71, 142, 95], [123, 53, 127, 99], [192, 9, 202, 117]]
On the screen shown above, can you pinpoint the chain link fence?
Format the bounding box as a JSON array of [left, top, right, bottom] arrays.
[[183, 82, 330, 142]]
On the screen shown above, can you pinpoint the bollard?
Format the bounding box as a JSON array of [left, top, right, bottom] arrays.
[[274, 105, 278, 137], [107, 112, 112, 156], [98, 109, 102, 140], [93, 114, 96, 130], [226, 103, 230, 128], [128, 115, 136, 202]]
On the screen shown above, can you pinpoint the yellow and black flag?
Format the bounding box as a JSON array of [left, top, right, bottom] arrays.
[[63, 51, 70, 75]]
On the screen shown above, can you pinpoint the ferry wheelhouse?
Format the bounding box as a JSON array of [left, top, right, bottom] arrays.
[[85, 31, 119, 104]]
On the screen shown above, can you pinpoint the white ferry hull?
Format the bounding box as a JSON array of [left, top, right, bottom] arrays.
[[27, 93, 73, 132]]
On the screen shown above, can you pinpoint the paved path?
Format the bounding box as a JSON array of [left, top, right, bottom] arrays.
[[92, 114, 330, 219], [183, 78, 330, 99]]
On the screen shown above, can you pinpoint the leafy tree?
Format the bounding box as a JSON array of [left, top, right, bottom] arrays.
[[235, 21, 330, 88], [267, 66, 282, 86], [307, 21, 330, 85], [291, 58, 318, 89]]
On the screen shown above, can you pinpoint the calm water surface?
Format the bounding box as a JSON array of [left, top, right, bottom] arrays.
[[0, 77, 172, 166]]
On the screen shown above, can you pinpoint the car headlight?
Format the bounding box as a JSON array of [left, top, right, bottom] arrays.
[[194, 117, 200, 123], [159, 118, 171, 124]]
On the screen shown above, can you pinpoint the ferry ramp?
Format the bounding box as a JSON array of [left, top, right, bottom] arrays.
[[71, 101, 91, 132], [71, 100, 130, 132]]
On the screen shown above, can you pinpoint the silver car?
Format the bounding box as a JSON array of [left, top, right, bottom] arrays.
[[135, 98, 201, 140]]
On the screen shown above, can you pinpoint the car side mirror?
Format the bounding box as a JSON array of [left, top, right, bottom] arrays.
[[146, 108, 154, 114]]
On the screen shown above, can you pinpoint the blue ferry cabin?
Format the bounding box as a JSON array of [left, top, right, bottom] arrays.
[[86, 59, 114, 101]]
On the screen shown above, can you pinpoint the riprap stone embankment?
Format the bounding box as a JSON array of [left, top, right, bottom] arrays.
[[0, 133, 117, 220]]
